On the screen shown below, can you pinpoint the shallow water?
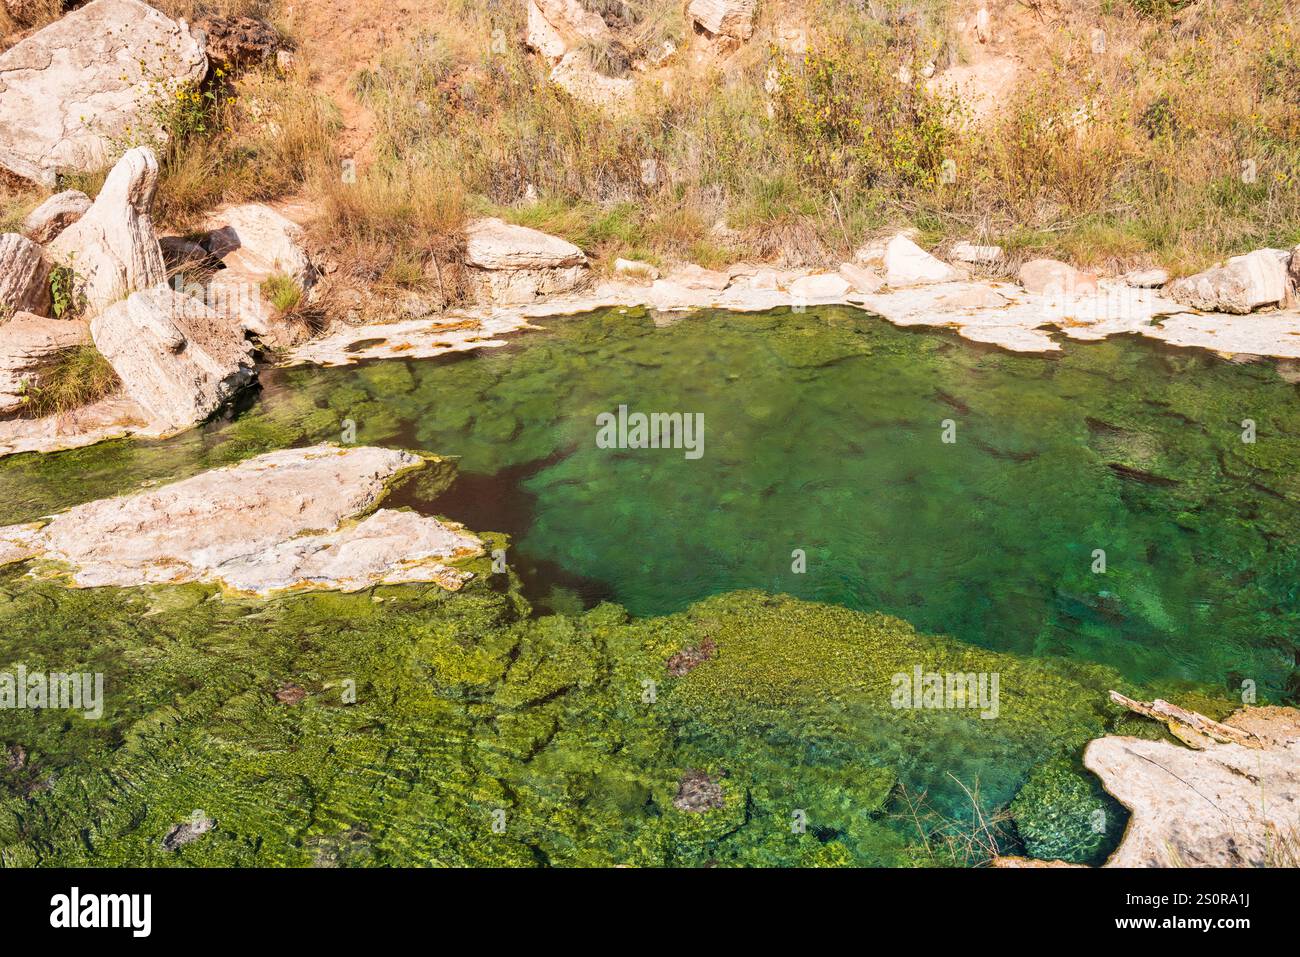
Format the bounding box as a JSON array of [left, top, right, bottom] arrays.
[[0, 305, 1297, 865]]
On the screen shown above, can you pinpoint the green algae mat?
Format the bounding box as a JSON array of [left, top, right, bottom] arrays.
[[0, 306, 1296, 866]]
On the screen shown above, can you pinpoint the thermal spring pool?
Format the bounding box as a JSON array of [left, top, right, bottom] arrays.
[[0, 305, 1296, 866]]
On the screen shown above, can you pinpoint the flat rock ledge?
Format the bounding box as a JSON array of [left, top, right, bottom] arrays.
[[285, 275, 1300, 369], [1084, 705, 1300, 867], [0, 445, 484, 595]]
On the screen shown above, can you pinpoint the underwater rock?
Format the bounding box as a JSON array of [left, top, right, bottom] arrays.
[[666, 637, 716, 677], [1084, 704, 1300, 867], [162, 812, 216, 851], [673, 770, 725, 812], [0, 445, 484, 594]]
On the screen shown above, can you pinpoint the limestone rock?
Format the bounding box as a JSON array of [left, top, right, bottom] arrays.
[[1017, 258, 1098, 297], [47, 147, 166, 314], [1084, 706, 1300, 867], [789, 272, 851, 300], [0, 233, 51, 317], [882, 235, 965, 287], [550, 50, 636, 109], [1122, 267, 1169, 289], [949, 241, 1003, 264], [89, 284, 254, 432], [1289, 245, 1300, 290], [20, 190, 91, 245], [464, 217, 589, 304], [665, 263, 731, 291], [0, 445, 484, 594], [0, 312, 89, 415], [614, 258, 659, 281], [1168, 250, 1288, 314], [525, 0, 610, 61], [200, 203, 316, 337], [0, 0, 207, 186], [838, 261, 884, 294], [192, 14, 282, 73], [688, 0, 756, 40]]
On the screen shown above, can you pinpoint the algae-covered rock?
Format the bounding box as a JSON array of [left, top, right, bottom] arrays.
[[1010, 757, 1118, 864]]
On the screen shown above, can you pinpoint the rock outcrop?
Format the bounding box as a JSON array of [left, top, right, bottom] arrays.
[[789, 272, 851, 300], [688, 0, 756, 40], [20, 190, 92, 245], [196, 202, 316, 340], [1085, 698, 1300, 867], [1168, 250, 1288, 314], [0, 445, 484, 594], [464, 217, 589, 304], [525, 0, 611, 61], [0, 0, 207, 186], [879, 235, 965, 287], [0, 313, 89, 415], [0, 233, 51, 316], [47, 147, 166, 314], [1017, 258, 1098, 297], [89, 284, 255, 432], [192, 14, 283, 73]]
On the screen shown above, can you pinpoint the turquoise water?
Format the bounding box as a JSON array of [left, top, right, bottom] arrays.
[[0, 305, 1297, 866], [3, 306, 1298, 696]]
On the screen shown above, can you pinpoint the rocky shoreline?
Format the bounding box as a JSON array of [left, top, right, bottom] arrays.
[[0, 445, 483, 594]]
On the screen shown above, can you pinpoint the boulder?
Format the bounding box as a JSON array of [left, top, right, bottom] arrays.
[[1017, 258, 1098, 297], [1289, 245, 1300, 291], [549, 51, 636, 109], [789, 272, 851, 300], [1084, 706, 1300, 867], [882, 235, 965, 287], [0, 445, 483, 594], [1122, 267, 1169, 289], [192, 15, 282, 73], [199, 203, 316, 337], [89, 283, 255, 432], [20, 190, 91, 245], [525, 0, 611, 61], [613, 258, 660, 281], [464, 217, 589, 304], [0, 0, 207, 186], [0, 233, 51, 317], [838, 261, 884, 294], [949, 241, 1003, 264], [46, 147, 166, 314], [0, 312, 89, 416], [665, 263, 731, 291], [688, 0, 756, 40], [1168, 250, 1287, 314]]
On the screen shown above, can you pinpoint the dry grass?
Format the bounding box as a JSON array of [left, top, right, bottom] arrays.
[[0, 0, 63, 41], [20, 345, 120, 418]]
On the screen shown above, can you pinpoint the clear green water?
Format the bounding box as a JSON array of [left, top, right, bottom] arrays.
[[0, 306, 1296, 866]]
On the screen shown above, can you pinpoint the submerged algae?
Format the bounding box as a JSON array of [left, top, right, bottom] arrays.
[[0, 573, 1158, 867]]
